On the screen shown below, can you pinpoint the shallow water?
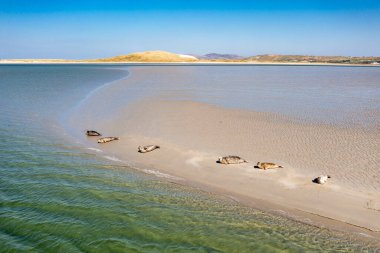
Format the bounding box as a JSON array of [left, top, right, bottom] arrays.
[[115, 65, 380, 128], [1, 65, 379, 252]]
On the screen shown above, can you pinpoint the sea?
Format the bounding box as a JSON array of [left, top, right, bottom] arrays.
[[1, 64, 379, 252]]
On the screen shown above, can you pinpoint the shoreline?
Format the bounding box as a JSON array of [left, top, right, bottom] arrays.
[[65, 66, 380, 241], [1, 60, 380, 67]]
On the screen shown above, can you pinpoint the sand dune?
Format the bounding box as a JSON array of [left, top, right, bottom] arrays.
[[96, 50, 199, 62]]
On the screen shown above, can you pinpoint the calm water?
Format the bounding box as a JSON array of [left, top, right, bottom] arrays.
[[123, 65, 380, 128], [1, 65, 379, 252]]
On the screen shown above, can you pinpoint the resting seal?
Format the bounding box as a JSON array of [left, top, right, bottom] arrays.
[[86, 130, 101, 136], [256, 162, 283, 170], [218, 156, 247, 165], [313, 175, 331, 184], [97, 137, 119, 143], [138, 145, 160, 153]]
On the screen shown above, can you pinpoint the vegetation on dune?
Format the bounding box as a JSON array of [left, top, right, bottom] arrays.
[[245, 55, 380, 64], [94, 51, 380, 64], [93, 51, 198, 62]]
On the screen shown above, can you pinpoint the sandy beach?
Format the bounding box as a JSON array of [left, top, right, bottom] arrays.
[[67, 66, 380, 237]]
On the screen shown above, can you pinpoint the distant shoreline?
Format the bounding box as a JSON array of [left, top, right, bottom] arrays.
[[1, 60, 380, 67], [1, 50, 380, 66]]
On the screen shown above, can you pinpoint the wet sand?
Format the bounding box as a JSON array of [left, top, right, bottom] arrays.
[[67, 67, 380, 236]]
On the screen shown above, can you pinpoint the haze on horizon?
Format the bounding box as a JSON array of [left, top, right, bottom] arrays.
[[1, 0, 380, 59]]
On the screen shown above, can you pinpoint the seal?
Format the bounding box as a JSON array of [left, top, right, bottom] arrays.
[[256, 162, 283, 170], [97, 137, 119, 143], [138, 145, 160, 153], [217, 156, 247, 165], [312, 175, 331, 184], [86, 130, 101, 136]]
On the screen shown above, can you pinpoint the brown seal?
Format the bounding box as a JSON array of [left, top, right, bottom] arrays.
[[256, 162, 283, 170]]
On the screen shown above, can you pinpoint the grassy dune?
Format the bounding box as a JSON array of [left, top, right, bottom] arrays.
[[93, 51, 198, 62], [245, 54, 380, 64]]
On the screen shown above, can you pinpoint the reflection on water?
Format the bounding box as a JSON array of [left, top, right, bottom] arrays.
[[125, 65, 380, 128]]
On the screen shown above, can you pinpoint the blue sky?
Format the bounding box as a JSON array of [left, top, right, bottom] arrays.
[[1, 0, 380, 59]]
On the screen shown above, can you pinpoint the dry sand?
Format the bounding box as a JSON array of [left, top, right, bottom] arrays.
[[67, 67, 380, 237]]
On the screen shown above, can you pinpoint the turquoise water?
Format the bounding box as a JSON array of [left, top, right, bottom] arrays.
[[1, 65, 379, 252]]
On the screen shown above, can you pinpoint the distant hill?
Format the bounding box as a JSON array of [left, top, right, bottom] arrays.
[[199, 53, 244, 60], [2, 51, 379, 65], [245, 54, 380, 64], [95, 51, 198, 62]]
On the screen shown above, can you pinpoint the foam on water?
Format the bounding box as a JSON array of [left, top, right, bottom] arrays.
[[102, 155, 183, 181], [103, 155, 124, 163], [87, 147, 103, 152], [140, 168, 183, 181]]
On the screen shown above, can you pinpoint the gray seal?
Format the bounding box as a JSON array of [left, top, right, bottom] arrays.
[[312, 175, 331, 184], [138, 145, 160, 153], [97, 137, 119, 143], [217, 156, 247, 165]]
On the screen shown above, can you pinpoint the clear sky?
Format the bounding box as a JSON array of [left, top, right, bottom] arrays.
[[1, 0, 380, 59]]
